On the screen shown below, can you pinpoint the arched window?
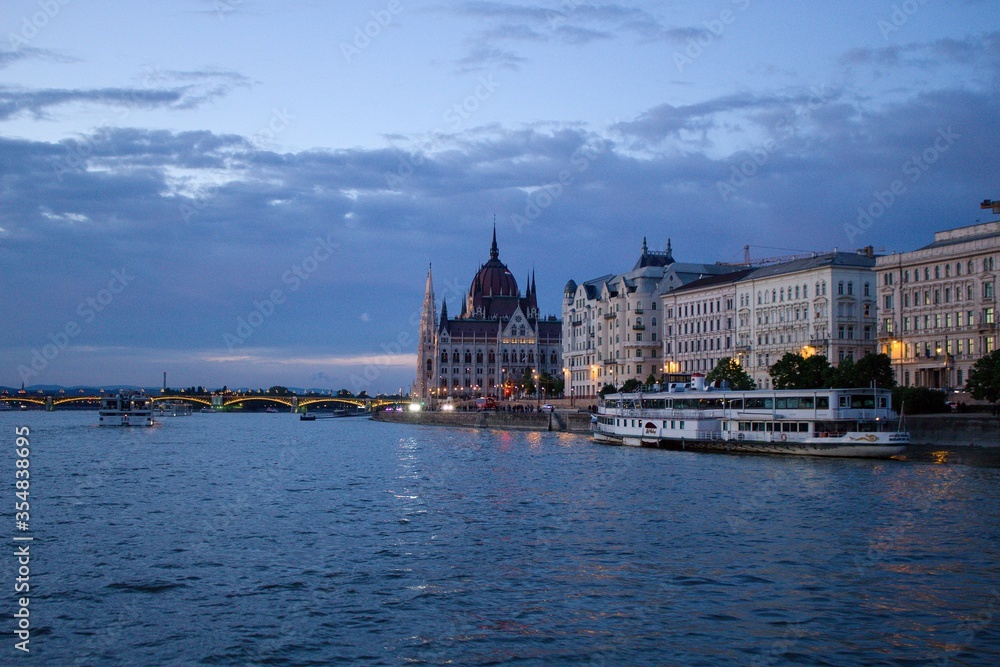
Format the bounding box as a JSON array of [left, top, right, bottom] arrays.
[[452, 351, 460, 363], [488, 351, 495, 363], [425, 359, 432, 371], [652, 302, 657, 310], [503, 351, 509, 363], [550, 351, 557, 364], [652, 317, 657, 327], [464, 351, 472, 363], [528, 351, 534, 363], [441, 351, 448, 363], [476, 351, 483, 363]]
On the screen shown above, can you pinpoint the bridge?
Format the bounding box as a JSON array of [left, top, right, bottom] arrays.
[[1, 393, 405, 412]]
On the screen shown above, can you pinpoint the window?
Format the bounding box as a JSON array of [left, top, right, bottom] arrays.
[[884, 294, 893, 309], [838, 281, 844, 295], [984, 282, 995, 299], [864, 282, 870, 296]]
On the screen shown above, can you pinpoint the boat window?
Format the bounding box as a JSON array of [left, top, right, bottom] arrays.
[[816, 397, 829, 409], [799, 397, 814, 409], [878, 396, 887, 408], [728, 399, 743, 410], [850, 396, 875, 409], [800, 423, 809, 432], [699, 399, 723, 409], [744, 398, 774, 409], [839, 396, 850, 408]]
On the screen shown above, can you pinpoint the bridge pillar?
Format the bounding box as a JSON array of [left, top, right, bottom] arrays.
[[291, 396, 299, 413], [46, 396, 53, 411]]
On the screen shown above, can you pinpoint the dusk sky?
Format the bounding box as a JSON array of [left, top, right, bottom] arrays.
[[1, 0, 997, 392]]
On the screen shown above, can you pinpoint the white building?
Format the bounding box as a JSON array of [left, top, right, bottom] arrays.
[[875, 220, 1000, 389], [662, 250, 878, 389], [562, 239, 737, 398]]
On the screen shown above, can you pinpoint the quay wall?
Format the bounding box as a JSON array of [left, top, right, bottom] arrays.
[[372, 410, 593, 433], [906, 414, 999, 448], [374, 410, 1000, 447]]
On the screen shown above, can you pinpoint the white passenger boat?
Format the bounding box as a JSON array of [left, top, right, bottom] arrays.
[[98, 390, 155, 427], [595, 382, 908, 458]]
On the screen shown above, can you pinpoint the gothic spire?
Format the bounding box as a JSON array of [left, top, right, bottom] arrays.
[[490, 221, 499, 260]]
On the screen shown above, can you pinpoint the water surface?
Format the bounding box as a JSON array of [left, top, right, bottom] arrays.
[[1, 412, 998, 665]]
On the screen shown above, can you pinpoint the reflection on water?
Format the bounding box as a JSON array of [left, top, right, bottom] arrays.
[[2, 412, 998, 666]]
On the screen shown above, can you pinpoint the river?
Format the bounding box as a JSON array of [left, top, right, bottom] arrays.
[[1, 411, 998, 665]]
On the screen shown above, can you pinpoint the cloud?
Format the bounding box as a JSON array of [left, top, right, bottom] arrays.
[[0, 69, 253, 120], [443, 1, 703, 72], [0, 47, 76, 69]]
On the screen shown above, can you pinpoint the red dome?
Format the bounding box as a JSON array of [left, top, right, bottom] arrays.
[[471, 258, 518, 297]]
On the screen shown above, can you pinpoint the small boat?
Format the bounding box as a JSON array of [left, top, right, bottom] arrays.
[[199, 407, 214, 413], [595, 383, 907, 458], [300, 413, 316, 421], [155, 399, 193, 417], [265, 407, 279, 413], [99, 390, 155, 427]]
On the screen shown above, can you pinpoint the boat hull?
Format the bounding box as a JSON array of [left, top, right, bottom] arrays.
[[594, 431, 906, 458]]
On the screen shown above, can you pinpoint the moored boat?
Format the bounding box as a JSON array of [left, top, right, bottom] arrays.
[[99, 390, 155, 427], [595, 384, 908, 458]]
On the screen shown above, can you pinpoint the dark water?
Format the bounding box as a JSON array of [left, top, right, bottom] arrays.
[[2, 412, 999, 666]]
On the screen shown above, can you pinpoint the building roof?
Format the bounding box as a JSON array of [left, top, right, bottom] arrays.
[[744, 252, 875, 281], [666, 268, 755, 295]]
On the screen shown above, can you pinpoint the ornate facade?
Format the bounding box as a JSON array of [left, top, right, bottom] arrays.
[[876, 221, 1000, 389], [562, 239, 737, 398], [414, 228, 562, 400]]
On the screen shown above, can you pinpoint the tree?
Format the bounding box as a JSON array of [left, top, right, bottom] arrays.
[[891, 387, 948, 414], [966, 350, 1000, 407], [598, 383, 618, 398], [770, 353, 832, 389], [706, 357, 756, 390], [621, 378, 641, 393], [336, 389, 354, 398], [645, 373, 659, 388], [830, 353, 895, 388], [537, 371, 563, 397]]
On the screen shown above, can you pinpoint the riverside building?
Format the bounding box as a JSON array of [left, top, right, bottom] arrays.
[[875, 220, 1000, 389], [662, 250, 879, 389], [562, 239, 736, 399], [414, 228, 562, 401]]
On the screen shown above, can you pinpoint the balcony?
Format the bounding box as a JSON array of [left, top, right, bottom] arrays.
[[604, 312, 616, 319], [632, 323, 645, 330], [634, 307, 644, 314]]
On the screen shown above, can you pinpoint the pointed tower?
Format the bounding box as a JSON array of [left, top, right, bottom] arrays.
[[414, 264, 437, 401]]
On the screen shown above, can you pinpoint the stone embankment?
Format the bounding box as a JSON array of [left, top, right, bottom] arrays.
[[372, 409, 593, 433], [374, 410, 1000, 447], [905, 414, 999, 448]]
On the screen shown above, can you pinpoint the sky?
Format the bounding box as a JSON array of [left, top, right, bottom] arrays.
[[1, 0, 997, 392]]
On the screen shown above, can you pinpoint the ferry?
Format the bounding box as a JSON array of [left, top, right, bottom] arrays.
[[595, 378, 908, 458], [99, 390, 155, 427]]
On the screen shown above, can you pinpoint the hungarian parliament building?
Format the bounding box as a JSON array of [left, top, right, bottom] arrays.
[[414, 228, 563, 399]]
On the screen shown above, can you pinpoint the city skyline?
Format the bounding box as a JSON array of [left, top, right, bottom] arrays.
[[1, 1, 996, 390]]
